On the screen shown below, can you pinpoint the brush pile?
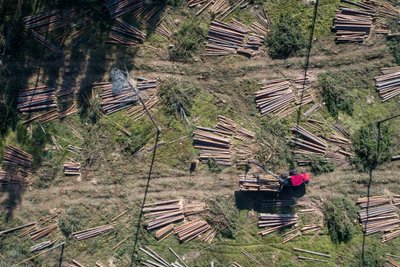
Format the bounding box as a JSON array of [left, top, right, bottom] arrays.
[[72, 224, 114, 241], [63, 162, 81, 177], [17, 85, 57, 113], [357, 195, 400, 242], [374, 66, 400, 102], [105, 0, 142, 19], [108, 18, 146, 46], [255, 79, 295, 118], [239, 173, 281, 192], [258, 213, 298, 236]]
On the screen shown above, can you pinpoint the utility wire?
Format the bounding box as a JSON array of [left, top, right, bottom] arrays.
[[127, 80, 161, 266], [295, 0, 319, 129], [292, 0, 319, 167]]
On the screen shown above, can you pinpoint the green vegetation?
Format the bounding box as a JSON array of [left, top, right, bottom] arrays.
[[309, 156, 335, 175], [353, 123, 391, 171], [206, 197, 239, 238], [264, 0, 340, 37], [169, 18, 207, 62], [265, 12, 305, 59], [318, 72, 354, 118], [323, 197, 357, 244], [352, 239, 385, 267], [256, 119, 292, 171], [387, 36, 400, 65], [208, 158, 223, 173], [158, 78, 197, 121]]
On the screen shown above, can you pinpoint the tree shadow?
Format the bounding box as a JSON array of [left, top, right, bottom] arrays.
[[0, 183, 24, 222]]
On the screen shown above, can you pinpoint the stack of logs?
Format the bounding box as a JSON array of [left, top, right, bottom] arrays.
[[17, 86, 57, 113], [193, 115, 255, 167], [96, 82, 136, 114], [174, 218, 212, 243], [105, 0, 142, 19], [205, 20, 246, 56], [23, 9, 77, 53], [95, 77, 159, 115], [255, 79, 295, 118], [291, 125, 328, 157], [193, 126, 232, 166], [143, 198, 213, 243], [1, 146, 33, 185], [72, 224, 114, 241], [239, 173, 281, 192], [140, 246, 189, 267], [333, 7, 373, 43], [188, 0, 251, 19], [258, 213, 298, 236], [357, 195, 400, 242], [332, 0, 399, 43], [63, 162, 81, 177], [374, 66, 400, 102], [385, 257, 400, 267], [108, 18, 146, 46]]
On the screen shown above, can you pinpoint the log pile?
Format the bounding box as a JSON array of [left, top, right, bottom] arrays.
[[63, 162, 81, 176], [94, 77, 159, 115], [188, 0, 250, 19], [357, 196, 400, 242], [332, 0, 399, 43], [31, 31, 63, 53], [333, 7, 373, 43], [72, 224, 114, 241], [105, 0, 142, 19], [385, 257, 400, 267], [108, 18, 146, 46], [255, 79, 295, 117], [3, 146, 32, 169], [140, 246, 188, 267], [95, 82, 137, 114], [374, 67, 400, 102], [23, 9, 76, 32], [125, 94, 159, 120], [17, 85, 57, 113], [144, 199, 185, 231], [143, 198, 210, 242], [23, 9, 77, 53], [194, 116, 255, 167], [205, 20, 246, 56], [174, 218, 212, 243], [239, 173, 281, 192], [294, 247, 331, 263], [291, 125, 328, 156], [193, 126, 232, 166], [30, 241, 53, 252], [30, 223, 59, 241], [258, 199, 294, 208], [257, 213, 298, 236]]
